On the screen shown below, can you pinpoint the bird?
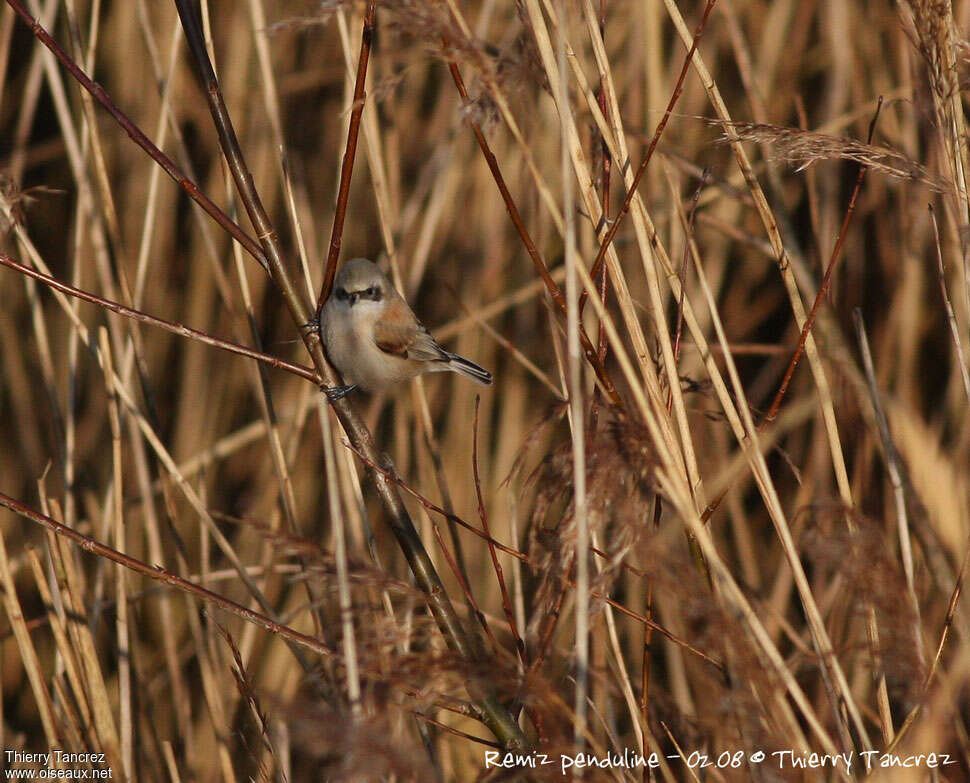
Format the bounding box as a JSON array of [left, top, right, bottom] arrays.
[[318, 258, 492, 400]]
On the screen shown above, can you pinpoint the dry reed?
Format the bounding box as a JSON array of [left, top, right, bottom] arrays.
[[0, 0, 968, 780]]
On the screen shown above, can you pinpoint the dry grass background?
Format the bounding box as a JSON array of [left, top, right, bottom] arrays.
[[0, 0, 969, 780]]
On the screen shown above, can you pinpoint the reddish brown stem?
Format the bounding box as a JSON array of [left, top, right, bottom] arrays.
[[429, 522, 503, 656], [0, 252, 319, 384], [473, 398, 526, 665], [762, 97, 883, 425], [0, 490, 332, 658], [444, 53, 621, 407], [317, 0, 377, 313], [344, 440, 529, 561], [701, 97, 884, 525], [3, 0, 267, 270], [579, 0, 719, 314]]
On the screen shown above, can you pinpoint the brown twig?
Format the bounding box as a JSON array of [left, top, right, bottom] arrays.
[[579, 0, 718, 313], [764, 100, 884, 424], [701, 96, 884, 524], [316, 0, 377, 313], [343, 440, 528, 561], [428, 517, 503, 656], [171, 0, 526, 749], [344, 439, 720, 669], [0, 252, 319, 384], [473, 398, 526, 664], [444, 48, 621, 407], [3, 0, 267, 270], [588, 0, 611, 430], [0, 490, 333, 658]]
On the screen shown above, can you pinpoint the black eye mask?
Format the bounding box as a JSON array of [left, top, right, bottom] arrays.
[[335, 285, 383, 304]]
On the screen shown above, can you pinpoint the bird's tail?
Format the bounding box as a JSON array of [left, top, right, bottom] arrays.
[[446, 353, 493, 386]]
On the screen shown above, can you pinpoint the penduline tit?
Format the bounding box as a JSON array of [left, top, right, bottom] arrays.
[[318, 258, 492, 400]]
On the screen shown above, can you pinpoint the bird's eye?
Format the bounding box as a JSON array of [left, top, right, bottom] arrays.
[[371, 286, 382, 300], [335, 287, 348, 301]]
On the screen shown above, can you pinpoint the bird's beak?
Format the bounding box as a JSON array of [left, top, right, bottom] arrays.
[[349, 292, 359, 306]]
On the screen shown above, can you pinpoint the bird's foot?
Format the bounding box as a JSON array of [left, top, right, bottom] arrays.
[[300, 314, 321, 337], [322, 383, 358, 403]]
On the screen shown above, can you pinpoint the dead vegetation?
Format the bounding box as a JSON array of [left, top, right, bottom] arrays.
[[0, 0, 969, 780]]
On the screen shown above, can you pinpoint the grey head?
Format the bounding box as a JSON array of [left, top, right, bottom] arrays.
[[331, 258, 388, 307]]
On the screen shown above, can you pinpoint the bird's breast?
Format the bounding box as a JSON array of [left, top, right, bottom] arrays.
[[322, 303, 415, 390]]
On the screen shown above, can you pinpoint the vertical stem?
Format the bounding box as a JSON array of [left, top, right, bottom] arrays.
[[588, 0, 611, 431], [317, 0, 377, 312], [579, 0, 718, 312], [170, 0, 526, 750], [558, 1, 589, 764]]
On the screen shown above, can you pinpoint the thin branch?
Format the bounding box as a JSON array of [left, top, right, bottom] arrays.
[[443, 43, 621, 407], [3, 0, 267, 270], [317, 0, 377, 312], [172, 0, 526, 749], [701, 97, 883, 524], [764, 98, 884, 424], [473, 398, 526, 664], [579, 0, 718, 312], [428, 516, 503, 656], [0, 490, 333, 658], [342, 440, 528, 561], [0, 252, 319, 383]]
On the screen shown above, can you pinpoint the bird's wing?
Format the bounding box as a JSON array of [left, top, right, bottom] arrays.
[[373, 299, 448, 362]]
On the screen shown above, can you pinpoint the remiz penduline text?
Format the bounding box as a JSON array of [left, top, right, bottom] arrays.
[[484, 749, 956, 775]]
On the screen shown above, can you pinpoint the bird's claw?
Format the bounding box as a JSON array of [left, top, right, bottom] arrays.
[[322, 384, 358, 403], [300, 316, 321, 337]]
